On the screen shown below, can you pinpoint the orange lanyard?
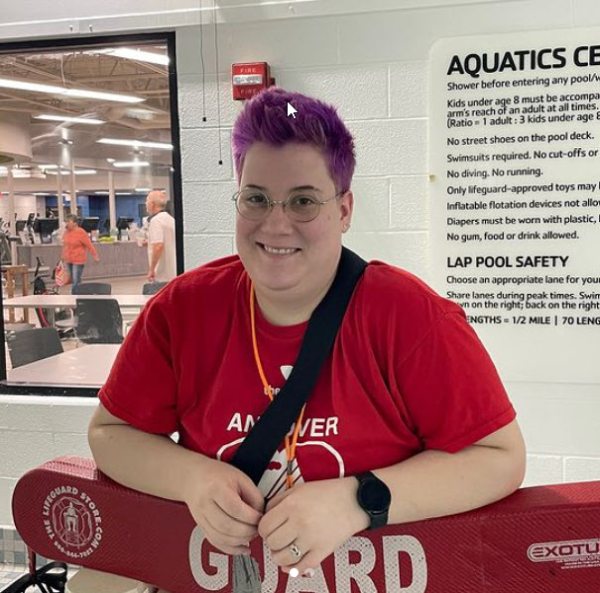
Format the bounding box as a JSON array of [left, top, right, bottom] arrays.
[[249, 284, 306, 489]]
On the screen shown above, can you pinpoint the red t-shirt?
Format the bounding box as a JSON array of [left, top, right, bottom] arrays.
[[99, 256, 515, 498]]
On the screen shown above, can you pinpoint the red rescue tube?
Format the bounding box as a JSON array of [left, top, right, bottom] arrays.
[[12, 456, 600, 593]]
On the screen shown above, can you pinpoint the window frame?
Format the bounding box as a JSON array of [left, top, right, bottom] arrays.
[[0, 31, 184, 397]]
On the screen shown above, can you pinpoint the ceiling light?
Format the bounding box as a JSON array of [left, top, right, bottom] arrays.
[[104, 48, 169, 66], [35, 114, 105, 125], [106, 158, 116, 163], [0, 79, 65, 94], [126, 108, 156, 121], [46, 169, 98, 176], [135, 187, 152, 192], [64, 88, 143, 103], [11, 170, 36, 178], [112, 161, 150, 168], [0, 166, 45, 179], [0, 77, 144, 104], [97, 138, 172, 150], [0, 169, 41, 179]]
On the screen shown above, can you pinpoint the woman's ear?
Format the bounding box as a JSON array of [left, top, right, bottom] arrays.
[[340, 190, 354, 231]]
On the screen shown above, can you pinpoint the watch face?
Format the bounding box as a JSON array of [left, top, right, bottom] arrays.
[[360, 478, 391, 512]]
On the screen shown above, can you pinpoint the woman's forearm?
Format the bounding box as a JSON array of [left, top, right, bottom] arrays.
[[88, 423, 213, 503], [377, 421, 526, 525]]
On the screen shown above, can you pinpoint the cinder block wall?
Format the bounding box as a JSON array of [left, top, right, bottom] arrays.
[[2, 0, 600, 526]]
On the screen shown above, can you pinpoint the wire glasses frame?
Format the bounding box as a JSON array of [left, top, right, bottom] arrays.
[[232, 189, 345, 223]]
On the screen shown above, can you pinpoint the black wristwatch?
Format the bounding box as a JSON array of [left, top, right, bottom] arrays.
[[355, 471, 391, 530]]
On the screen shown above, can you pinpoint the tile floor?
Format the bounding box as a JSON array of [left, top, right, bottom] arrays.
[[0, 526, 26, 566], [0, 527, 81, 591], [0, 527, 58, 590], [0, 566, 26, 591]]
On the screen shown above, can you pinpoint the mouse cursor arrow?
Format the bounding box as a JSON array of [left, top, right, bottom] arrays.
[[287, 102, 298, 118]]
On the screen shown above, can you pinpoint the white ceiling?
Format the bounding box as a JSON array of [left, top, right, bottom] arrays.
[[0, 42, 172, 193]]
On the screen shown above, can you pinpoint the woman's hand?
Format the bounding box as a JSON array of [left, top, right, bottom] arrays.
[[183, 457, 265, 555], [258, 478, 368, 575]]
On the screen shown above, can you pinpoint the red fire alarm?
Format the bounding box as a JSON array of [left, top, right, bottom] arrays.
[[232, 62, 274, 101]]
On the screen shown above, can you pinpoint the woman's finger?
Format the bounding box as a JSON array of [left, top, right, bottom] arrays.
[[209, 504, 260, 537], [263, 520, 296, 552], [269, 537, 311, 569], [200, 514, 254, 554], [216, 487, 263, 526]]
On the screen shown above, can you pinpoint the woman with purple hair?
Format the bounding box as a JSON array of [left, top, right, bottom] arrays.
[[88, 87, 525, 589]]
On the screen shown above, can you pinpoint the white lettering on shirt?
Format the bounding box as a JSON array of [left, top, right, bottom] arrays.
[[226, 413, 339, 438], [309, 418, 325, 437], [226, 412, 256, 433], [325, 416, 339, 436], [226, 413, 242, 432]]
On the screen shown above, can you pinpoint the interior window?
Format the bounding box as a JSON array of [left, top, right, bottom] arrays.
[[0, 34, 181, 394]]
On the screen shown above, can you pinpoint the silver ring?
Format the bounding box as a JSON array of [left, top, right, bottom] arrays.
[[289, 543, 302, 559]]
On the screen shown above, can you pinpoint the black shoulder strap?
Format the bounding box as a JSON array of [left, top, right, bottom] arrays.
[[230, 247, 368, 485]]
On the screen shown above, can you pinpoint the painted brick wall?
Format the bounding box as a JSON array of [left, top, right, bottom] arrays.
[[1, 0, 599, 527], [0, 397, 97, 525]]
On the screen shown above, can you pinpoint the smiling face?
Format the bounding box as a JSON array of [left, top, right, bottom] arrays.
[[236, 142, 353, 320]]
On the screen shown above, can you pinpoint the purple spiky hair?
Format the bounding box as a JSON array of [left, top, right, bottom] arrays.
[[231, 87, 356, 191]]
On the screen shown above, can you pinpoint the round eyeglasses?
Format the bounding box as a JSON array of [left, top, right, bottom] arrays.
[[232, 189, 343, 223]]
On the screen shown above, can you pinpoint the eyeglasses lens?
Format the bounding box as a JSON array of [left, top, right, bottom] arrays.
[[236, 190, 321, 222]]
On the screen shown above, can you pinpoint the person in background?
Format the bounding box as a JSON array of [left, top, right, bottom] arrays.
[[61, 214, 99, 294], [145, 190, 176, 283]]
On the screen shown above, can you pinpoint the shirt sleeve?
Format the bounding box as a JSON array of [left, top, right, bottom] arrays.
[[397, 311, 516, 453], [82, 231, 98, 259], [148, 217, 165, 245], [98, 294, 178, 435]]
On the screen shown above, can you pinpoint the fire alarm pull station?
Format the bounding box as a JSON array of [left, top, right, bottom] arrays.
[[232, 62, 274, 100]]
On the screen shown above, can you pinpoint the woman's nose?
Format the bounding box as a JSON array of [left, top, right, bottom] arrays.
[[260, 201, 292, 230]]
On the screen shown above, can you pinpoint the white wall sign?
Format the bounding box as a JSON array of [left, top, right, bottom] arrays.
[[429, 28, 600, 383]]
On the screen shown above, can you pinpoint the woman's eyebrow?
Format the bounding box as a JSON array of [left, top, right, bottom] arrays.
[[290, 185, 321, 192], [242, 184, 322, 192]]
